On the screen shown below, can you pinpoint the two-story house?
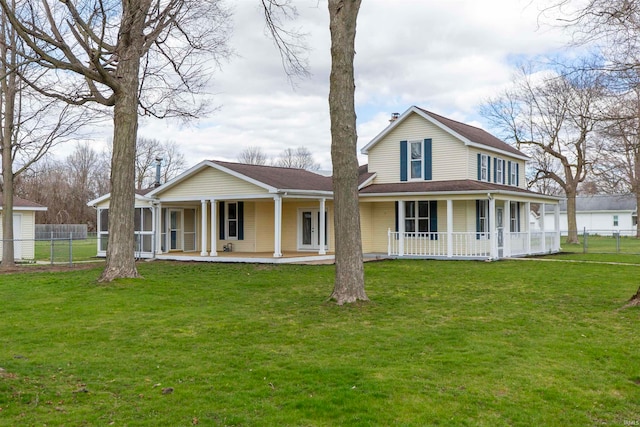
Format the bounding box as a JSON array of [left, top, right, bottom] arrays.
[[88, 106, 561, 262]]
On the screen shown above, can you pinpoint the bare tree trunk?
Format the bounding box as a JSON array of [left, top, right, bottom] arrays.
[[626, 286, 640, 307], [98, 6, 145, 282], [565, 188, 579, 244], [1, 147, 14, 268], [327, 0, 367, 305]]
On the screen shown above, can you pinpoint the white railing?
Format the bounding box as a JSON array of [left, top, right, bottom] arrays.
[[388, 229, 560, 259]]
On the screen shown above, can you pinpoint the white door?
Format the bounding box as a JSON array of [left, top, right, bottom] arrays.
[[13, 214, 22, 259], [168, 209, 183, 251], [298, 209, 327, 250]]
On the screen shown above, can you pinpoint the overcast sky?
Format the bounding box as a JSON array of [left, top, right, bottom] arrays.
[[66, 0, 572, 171]]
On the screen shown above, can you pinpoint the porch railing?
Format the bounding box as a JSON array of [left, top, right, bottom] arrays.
[[388, 229, 560, 259]]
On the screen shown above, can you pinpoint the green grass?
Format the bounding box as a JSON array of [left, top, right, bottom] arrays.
[[0, 259, 639, 426], [561, 234, 640, 254], [34, 238, 100, 263]]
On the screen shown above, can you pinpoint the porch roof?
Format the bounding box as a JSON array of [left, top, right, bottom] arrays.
[[358, 179, 560, 200]]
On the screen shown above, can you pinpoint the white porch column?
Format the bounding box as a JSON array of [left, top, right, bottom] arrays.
[[273, 195, 283, 257], [155, 203, 163, 255], [554, 202, 561, 252], [504, 200, 511, 258], [398, 200, 405, 256], [319, 198, 326, 255], [489, 196, 497, 259], [447, 199, 453, 258], [540, 203, 547, 253], [210, 199, 218, 256], [200, 200, 208, 256], [525, 201, 531, 254]]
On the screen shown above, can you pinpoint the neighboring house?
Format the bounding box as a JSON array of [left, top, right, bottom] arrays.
[[542, 194, 637, 236], [88, 106, 562, 263], [0, 193, 48, 261]]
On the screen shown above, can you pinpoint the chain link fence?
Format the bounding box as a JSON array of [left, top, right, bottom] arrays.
[[0, 233, 101, 266], [560, 229, 640, 254]]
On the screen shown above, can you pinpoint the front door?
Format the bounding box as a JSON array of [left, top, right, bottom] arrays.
[[299, 209, 327, 251], [497, 207, 504, 258], [169, 209, 183, 251]]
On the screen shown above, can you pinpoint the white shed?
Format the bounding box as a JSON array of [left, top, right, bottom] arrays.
[[0, 194, 48, 261]]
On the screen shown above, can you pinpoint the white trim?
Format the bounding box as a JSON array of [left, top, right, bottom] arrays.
[[210, 198, 217, 256], [273, 195, 282, 257], [200, 200, 208, 256], [1, 206, 48, 212], [319, 198, 327, 255], [359, 190, 562, 202], [358, 172, 377, 190]]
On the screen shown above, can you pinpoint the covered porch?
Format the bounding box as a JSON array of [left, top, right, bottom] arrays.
[[385, 196, 560, 260]]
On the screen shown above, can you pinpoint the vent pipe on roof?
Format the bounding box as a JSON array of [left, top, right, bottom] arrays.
[[154, 157, 163, 187], [389, 112, 400, 123]]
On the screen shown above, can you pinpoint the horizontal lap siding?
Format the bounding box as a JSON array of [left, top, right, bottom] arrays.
[[160, 167, 267, 199], [360, 203, 373, 252], [368, 113, 469, 184], [254, 201, 274, 252], [369, 202, 395, 253]]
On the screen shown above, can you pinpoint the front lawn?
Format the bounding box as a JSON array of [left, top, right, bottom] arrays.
[[0, 260, 638, 426]]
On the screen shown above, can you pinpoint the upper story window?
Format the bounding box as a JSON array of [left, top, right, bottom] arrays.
[[510, 162, 518, 186], [409, 140, 423, 180], [496, 158, 503, 184], [480, 154, 489, 181]]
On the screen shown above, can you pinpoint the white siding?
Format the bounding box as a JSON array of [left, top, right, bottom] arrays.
[[0, 211, 36, 260]]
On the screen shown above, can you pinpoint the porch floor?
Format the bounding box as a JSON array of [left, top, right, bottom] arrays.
[[154, 251, 337, 264]]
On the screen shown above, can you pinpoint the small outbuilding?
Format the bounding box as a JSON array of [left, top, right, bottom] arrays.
[[0, 193, 48, 261]]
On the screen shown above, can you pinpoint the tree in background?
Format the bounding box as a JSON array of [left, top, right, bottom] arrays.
[[274, 146, 320, 171], [482, 66, 604, 244], [237, 146, 269, 165], [0, 5, 87, 269], [131, 138, 186, 190], [0, 0, 231, 281]]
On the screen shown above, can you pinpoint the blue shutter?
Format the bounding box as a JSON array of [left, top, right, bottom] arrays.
[[493, 158, 497, 183], [502, 160, 506, 184], [516, 163, 520, 186], [516, 202, 521, 232], [400, 140, 408, 182], [219, 201, 225, 240], [238, 202, 244, 240], [487, 156, 491, 183], [394, 201, 399, 232], [429, 200, 438, 240], [477, 154, 481, 180], [508, 161, 512, 185], [424, 138, 432, 180]]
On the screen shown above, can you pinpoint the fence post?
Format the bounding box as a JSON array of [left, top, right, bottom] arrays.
[[583, 227, 587, 254], [50, 231, 54, 265], [616, 231, 620, 253], [69, 232, 73, 267]]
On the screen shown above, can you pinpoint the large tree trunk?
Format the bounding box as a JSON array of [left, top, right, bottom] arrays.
[[565, 188, 579, 244], [635, 191, 640, 239], [327, 0, 367, 305], [98, 2, 147, 282], [0, 24, 17, 269]]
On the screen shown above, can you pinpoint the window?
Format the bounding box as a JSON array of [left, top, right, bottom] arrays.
[[496, 158, 503, 184], [227, 202, 238, 239], [510, 163, 518, 186], [510, 202, 520, 232], [403, 201, 437, 239], [480, 154, 488, 181], [409, 140, 423, 180], [613, 215, 619, 227], [476, 200, 489, 239]]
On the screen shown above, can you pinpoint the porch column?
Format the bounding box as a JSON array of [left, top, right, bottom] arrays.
[[398, 200, 405, 256], [489, 196, 497, 259], [210, 199, 218, 256], [273, 195, 283, 257], [200, 200, 208, 256], [554, 202, 561, 252], [447, 199, 453, 258], [155, 203, 163, 255], [504, 200, 511, 258], [319, 198, 326, 255], [540, 203, 546, 253], [525, 202, 531, 254]]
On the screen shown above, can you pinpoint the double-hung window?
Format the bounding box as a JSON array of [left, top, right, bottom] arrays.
[[510, 162, 518, 186], [613, 215, 619, 227], [409, 140, 423, 180], [510, 202, 520, 232], [480, 154, 489, 181], [496, 158, 503, 184], [227, 202, 238, 239], [477, 200, 489, 239], [404, 201, 432, 233]]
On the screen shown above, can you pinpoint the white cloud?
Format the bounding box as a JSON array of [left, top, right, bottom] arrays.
[[55, 0, 571, 171]]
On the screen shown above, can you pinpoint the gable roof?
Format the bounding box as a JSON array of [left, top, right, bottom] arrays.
[[361, 106, 529, 161], [0, 193, 47, 211], [558, 194, 636, 213]]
